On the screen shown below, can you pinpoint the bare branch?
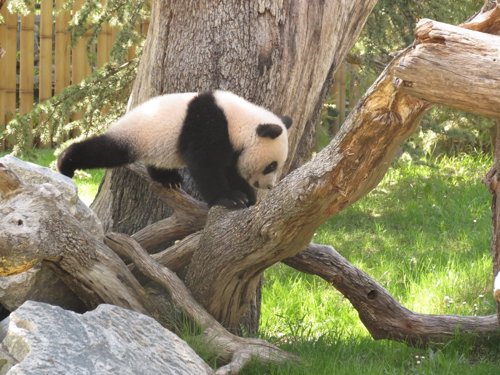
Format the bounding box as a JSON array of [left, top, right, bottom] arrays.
[[284, 244, 500, 345], [125, 164, 208, 252], [395, 18, 500, 118], [151, 233, 201, 272]]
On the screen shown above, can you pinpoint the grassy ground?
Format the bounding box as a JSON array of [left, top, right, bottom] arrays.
[[2, 150, 499, 374], [253, 153, 499, 375]]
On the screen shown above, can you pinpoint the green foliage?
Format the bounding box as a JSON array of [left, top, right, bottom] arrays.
[[2, 0, 150, 154], [360, 0, 482, 57], [6, 61, 137, 155], [406, 107, 494, 158]]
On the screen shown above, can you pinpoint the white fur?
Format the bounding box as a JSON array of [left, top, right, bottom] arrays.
[[213, 91, 289, 189], [108, 92, 197, 168]]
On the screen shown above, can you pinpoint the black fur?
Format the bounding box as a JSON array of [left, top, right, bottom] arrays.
[[146, 166, 183, 187], [178, 92, 254, 209], [256, 124, 283, 139], [280, 115, 293, 129], [57, 134, 136, 178]]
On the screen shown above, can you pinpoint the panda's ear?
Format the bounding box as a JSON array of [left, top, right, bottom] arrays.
[[256, 124, 283, 139], [280, 115, 293, 129]]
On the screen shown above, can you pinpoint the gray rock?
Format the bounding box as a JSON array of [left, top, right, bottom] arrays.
[[0, 301, 212, 375], [0, 265, 86, 313], [0, 156, 103, 313], [0, 155, 103, 239]]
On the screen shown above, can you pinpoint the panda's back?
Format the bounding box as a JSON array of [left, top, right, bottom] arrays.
[[109, 92, 198, 168]]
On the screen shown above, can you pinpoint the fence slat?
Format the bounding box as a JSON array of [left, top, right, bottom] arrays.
[[5, 8, 16, 133], [72, 0, 90, 86], [20, 13, 35, 113], [97, 0, 111, 68], [20, 12, 35, 148], [71, 0, 90, 123], [39, 0, 54, 146], [55, 0, 70, 94], [40, 0, 53, 103]]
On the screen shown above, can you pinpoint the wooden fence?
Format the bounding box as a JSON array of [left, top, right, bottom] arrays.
[[0, 1, 148, 150]]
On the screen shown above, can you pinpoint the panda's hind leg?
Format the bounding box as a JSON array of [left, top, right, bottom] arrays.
[[146, 166, 182, 188]]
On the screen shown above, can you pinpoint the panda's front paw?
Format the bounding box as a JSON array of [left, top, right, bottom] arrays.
[[161, 181, 182, 189], [213, 191, 249, 209]]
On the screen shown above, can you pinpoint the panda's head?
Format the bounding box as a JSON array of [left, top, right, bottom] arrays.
[[237, 115, 293, 190]]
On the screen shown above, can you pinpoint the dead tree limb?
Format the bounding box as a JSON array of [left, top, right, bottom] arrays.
[[395, 18, 500, 118], [126, 164, 207, 252], [183, 42, 432, 330], [284, 245, 500, 345], [0, 164, 150, 312], [0, 164, 296, 373]]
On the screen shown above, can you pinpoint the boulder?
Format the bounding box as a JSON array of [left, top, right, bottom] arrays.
[[0, 155, 103, 239], [0, 156, 103, 314], [0, 301, 212, 374]]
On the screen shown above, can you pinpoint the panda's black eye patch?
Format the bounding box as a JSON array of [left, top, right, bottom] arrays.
[[263, 161, 278, 175]]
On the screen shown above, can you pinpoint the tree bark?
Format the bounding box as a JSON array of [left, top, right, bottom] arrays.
[[91, 0, 378, 332], [284, 244, 500, 345], [395, 18, 500, 118]]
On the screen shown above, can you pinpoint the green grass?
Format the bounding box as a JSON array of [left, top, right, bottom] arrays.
[[254, 153, 500, 374], [3, 150, 499, 373]]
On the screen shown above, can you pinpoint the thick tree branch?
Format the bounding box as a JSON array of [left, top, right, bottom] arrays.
[[125, 164, 207, 252], [0, 165, 151, 313], [284, 245, 500, 344], [395, 18, 500, 118], [185, 48, 431, 327], [185, 2, 500, 329]]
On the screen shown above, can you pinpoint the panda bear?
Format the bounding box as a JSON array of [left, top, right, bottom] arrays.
[[57, 90, 292, 209]]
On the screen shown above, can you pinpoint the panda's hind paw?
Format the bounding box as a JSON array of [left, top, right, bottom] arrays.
[[213, 191, 249, 209], [147, 166, 182, 188], [161, 181, 182, 189]]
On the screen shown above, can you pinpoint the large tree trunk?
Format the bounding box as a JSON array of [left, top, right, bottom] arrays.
[[91, 0, 378, 231], [91, 0, 378, 331]]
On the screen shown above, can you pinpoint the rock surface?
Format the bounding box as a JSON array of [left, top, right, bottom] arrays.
[[0, 155, 103, 239], [0, 265, 85, 313], [0, 156, 102, 313], [0, 301, 212, 375]]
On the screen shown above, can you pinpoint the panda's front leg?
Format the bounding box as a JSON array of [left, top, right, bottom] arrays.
[[225, 168, 256, 206], [187, 162, 249, 209]]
